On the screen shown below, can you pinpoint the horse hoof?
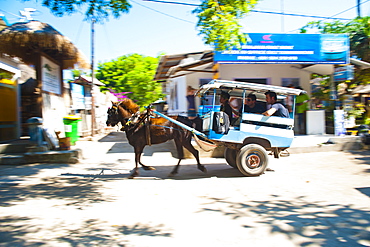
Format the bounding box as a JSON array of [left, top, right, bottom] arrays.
[[143, 166, 156, 171], [129, 170, 139, 178], [199, 166, 207, 173]]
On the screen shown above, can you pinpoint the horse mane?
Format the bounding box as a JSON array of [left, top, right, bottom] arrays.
[[150, 116, 169, 125], [118, 98, 140, 114]]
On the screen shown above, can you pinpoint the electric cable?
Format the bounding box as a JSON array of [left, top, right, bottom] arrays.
[[132, 0, 195, 24], [142, 0, 370, 21]]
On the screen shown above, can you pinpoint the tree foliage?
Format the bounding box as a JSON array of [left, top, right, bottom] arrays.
[[95, 54, 162, 108], [192, 0, 259, 50], [29, 0, 131, 22], [23, 0, 259, 50]]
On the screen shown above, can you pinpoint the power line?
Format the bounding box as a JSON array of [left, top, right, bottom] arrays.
[[143, 0, 366, 21], [328, 0, 370, 19], [132, 0, 195, 24], [252, 9, 351, 20]]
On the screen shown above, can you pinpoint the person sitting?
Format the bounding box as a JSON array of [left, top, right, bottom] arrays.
[[238, 93, 265, 115], [262, 91, 289, 118], [220, 91, 234, 123]]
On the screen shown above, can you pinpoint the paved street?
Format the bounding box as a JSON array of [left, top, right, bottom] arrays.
[[0, 132, 370, 247]]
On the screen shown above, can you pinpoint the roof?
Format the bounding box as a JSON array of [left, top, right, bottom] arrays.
[[73, 75, 104, 86], [0, 21, 89, 70], [155, 51, 370, 81], [350, 58, 370, 70], [352, 84, 370, 94], [197, 79, 304, 97], [154, 50, 214, 81]]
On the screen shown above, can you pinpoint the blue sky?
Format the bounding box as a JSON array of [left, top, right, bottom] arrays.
[[1, 0, 369, 67]]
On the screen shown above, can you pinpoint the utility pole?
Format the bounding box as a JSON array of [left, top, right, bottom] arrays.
[[357, 0, 361, 17], [91, 18, 96, 137], [281, 0, 284, 32]]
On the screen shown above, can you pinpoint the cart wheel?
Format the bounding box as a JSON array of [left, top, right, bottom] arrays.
[[236, 144, 268, 176], [224, 148, 237, 168]]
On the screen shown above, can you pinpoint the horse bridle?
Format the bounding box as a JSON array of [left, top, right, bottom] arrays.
[[107, 102, 149, 132]]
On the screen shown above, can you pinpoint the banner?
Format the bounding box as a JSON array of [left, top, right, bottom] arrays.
[[41, 56, 61, 94], [334, 65, 354, 81], [214, 33, 349, 64], [334, 110, 346, 136]]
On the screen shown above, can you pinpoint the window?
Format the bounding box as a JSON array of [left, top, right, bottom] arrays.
[[235, 78, 267, 84], [282, 78, 299, 88]]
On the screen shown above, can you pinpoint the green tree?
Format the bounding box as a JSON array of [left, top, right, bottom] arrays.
[[96, 54, 162, 108], [192, 0, 259, 50], [22, 0, 258, 50], [33, 0, 131, 22]]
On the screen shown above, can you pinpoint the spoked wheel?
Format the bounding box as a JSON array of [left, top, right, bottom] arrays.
[[236, 144, 268, 176], [224, 148, 237, 168]]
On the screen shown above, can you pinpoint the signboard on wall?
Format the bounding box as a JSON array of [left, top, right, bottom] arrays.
[[71, 83, 85, 109], [214, 33, 349, 64], [334, 65, 354, 81], [41, 56, 61, 94]]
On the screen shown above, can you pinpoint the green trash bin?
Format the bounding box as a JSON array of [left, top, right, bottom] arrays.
[[63, 115, 81, 145]]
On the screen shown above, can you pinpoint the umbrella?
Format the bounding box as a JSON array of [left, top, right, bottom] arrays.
[[0, 20, 89, 70]]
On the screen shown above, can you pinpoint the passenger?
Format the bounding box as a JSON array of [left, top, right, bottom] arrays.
[[262, 91, 290, 118], [219, 91, 234, 123], [186, 86, 197, 119], [238, 93, 265, 115]]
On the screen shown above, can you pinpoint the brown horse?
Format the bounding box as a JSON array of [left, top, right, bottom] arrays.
[[106, 99, 206, 178]]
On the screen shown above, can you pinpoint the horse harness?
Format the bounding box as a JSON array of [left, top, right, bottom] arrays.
[[110, 103, 185, 146]]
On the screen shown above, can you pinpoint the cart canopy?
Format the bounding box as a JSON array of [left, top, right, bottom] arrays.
[[197, 79, 305, 99]]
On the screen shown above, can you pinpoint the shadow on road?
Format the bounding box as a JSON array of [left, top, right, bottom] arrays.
[[60, 162, 246, 180], [344, 150, 370, 174], [0, 216, 172, 246], [199, 195, 370, 246], [356, 187, 370, 198]]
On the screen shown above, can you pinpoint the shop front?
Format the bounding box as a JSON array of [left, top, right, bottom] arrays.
[[0, 55, 21, 142], [155, 33, 356, 135]]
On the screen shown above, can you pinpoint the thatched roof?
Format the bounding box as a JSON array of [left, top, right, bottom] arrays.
[[0, 20, 90, 70]]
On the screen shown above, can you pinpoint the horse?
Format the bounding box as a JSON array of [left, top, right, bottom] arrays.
[[106, 99, 207, 178]]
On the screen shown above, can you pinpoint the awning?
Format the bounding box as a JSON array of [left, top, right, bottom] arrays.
[[154, 50, 213, 80], [297, 58, 370, 75], [166, 56, 214, 78], [350, 58, 370, 70], [73, 75, 104, 86], [155, 50, 370, 80], [352, 84, 370, 94], [300, 64, 334, 75]]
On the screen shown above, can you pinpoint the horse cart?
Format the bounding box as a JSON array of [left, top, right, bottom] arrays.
[[151, 79, 304, 177]]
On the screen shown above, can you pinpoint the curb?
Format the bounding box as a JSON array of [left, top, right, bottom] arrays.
[[0, 149, 82, 165]]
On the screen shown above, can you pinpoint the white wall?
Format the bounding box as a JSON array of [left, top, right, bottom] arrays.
[[219, 64, 312, 95]]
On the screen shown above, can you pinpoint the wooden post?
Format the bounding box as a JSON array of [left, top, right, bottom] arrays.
[[91, 19, 96, 137]]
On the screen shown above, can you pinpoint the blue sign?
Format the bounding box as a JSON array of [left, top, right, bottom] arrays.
[[214, 33, 349, 64], [334, 65, 354, 81]]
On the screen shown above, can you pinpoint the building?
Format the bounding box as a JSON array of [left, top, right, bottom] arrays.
[[154, 33, 370, 135]]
